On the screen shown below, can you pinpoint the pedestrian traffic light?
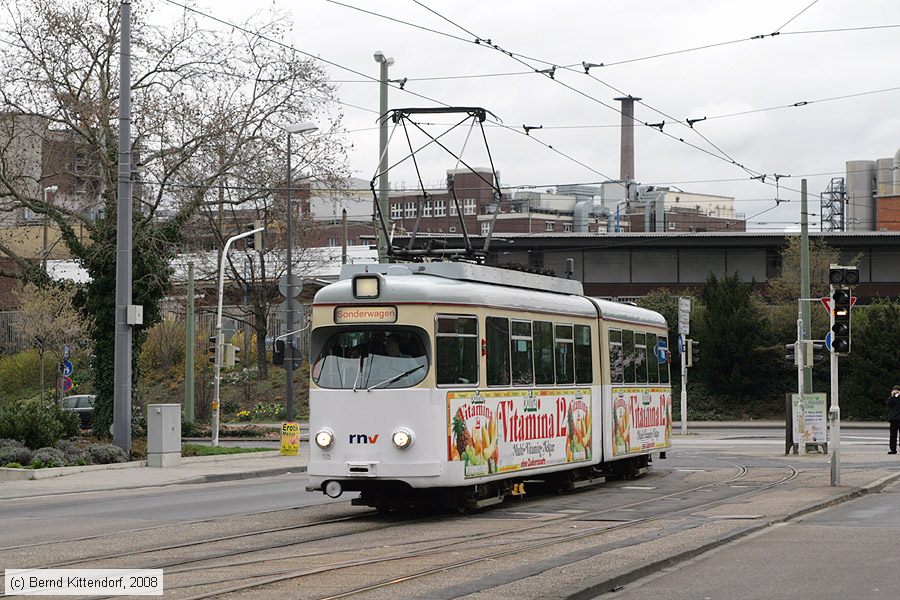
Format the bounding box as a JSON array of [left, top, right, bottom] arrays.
[[273, 339, 285, 366], [208, 336, 218, 364], [831, 288, 852, 355], [686, 339, 699, 367], [828, 265, 859, 288]]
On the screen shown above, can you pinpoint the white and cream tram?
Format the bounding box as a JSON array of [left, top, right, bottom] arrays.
[[306, 262, 672, 510]]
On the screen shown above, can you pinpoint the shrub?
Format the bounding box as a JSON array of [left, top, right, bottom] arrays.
[[0, 350, 48, 400], [0, 399, 80, 449], [138, 319, 186, 373], [0, 445, 32, 466], [88, 443, 128, 464], [4, 462, 23, 469], [182, 419, 206, 438], [55, 440, 91, 466], [0, 438, 24, 448], [220, 424, 276, 438], [31, 447, 66, 469]]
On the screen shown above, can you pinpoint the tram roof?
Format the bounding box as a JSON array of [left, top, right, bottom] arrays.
[[314, 262, 667, 328]]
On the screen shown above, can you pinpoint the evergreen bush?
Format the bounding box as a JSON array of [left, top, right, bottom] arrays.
[[0, 444, 32, 466], [0, 399, 80, 449], [31, 447, 66, 468], [88, 443, 128, 464]]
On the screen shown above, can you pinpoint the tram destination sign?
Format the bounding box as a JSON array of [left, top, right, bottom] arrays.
[[334, 306, 397, 324]]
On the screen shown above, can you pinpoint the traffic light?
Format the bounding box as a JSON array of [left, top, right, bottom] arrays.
[[785, 342, 797, 366], [246, 223, 256, 250], [831, 288, 852, 355], [686, 339, 699, 368], [273, 339, 285, 366], [253, 219, 263, 250], [809, 341, 825, 365], [208, 336, 218, 364], [223, 343, 241, 368], [828, 265, 859, 288]]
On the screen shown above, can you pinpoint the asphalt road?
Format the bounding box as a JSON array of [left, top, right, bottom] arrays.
[[0, 473, 355, 547], [601, 480, 900, 600]]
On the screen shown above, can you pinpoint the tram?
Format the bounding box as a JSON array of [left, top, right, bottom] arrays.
[[306, 262, 672, 510]]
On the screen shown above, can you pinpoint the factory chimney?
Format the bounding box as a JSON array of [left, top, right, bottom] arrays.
[[615, 96, 641, 181]]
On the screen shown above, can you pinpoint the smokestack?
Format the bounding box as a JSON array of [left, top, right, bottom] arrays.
[[615, 96, 641, 181]]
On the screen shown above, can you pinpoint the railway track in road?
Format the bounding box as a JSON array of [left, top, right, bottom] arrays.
[[51, 462, 799, 600]]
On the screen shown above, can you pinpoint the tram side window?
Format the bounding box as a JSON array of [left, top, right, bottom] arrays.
[[555, 324, 575, 385], [436, 316, 479, 386], [634, 333, 648, 384], [623, 329, 636, 384], [574, 324, 593, 384], [510, 320, 534, 386], [647, 333, 660, 384], [609, 329, 624, 384], [486, 316, 511, 386], [534, 321, 554, 385]]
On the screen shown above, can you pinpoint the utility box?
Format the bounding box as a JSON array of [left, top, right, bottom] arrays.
[[147, 403, 181, 467]]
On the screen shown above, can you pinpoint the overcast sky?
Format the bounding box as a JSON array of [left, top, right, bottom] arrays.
[[162, 0, 900, 231]]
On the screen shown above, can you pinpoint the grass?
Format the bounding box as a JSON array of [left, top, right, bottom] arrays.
[[181, 444, 273, 457]]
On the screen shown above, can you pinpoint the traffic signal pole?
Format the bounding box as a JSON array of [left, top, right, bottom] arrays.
[[829, 282, 841, 486]]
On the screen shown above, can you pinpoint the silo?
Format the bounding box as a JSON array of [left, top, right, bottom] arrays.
[[876, 158, 894, 196], [895, 147, 900, 193], [845, 160, 875, 231]]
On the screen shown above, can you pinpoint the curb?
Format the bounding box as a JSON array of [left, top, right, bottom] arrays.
[[563, 471, 900, 600], [198, 465, 308, 483]]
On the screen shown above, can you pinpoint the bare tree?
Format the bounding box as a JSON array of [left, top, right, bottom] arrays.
[[15, 281, 87, 401], [0, 0, 348, 433]]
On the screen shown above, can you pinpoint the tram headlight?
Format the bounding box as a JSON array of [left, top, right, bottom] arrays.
[[391, 427, 414, 449], [314, 428, 335, 450]]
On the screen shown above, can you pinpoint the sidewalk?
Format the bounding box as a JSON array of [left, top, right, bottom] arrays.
[[0, 448, 309, 500]]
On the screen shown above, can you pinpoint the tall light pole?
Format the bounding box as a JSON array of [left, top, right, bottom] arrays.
[[284, 121, 318, 421], [42, 185, 58, 274], [374, 50, 394, 263]]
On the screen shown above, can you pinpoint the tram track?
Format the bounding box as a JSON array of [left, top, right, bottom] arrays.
[[91, 462, 795, 599]]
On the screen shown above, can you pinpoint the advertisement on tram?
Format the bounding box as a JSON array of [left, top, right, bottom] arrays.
[[448, 389, 592, 479], [610, 387, 672, 457]]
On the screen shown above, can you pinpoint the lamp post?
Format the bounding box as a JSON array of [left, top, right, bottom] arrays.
[[42, 185, 58, 274], [374, 50, 394, 263], [284, 121, 318, 421]]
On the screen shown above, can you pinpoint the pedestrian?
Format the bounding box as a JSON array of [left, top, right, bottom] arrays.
[[888, 385, 900, 454]]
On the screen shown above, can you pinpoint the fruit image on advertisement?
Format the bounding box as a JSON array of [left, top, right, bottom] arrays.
[[565, 399, 591, 462], [450, 405, 499, 476], [612, 393, 630, 456]]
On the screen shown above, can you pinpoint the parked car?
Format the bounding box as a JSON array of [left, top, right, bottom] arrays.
[[62, 394, 95, 428]]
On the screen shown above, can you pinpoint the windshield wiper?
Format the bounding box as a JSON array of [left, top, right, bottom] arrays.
[[352, 355, 365, 392], [366, 364, 425, 392]]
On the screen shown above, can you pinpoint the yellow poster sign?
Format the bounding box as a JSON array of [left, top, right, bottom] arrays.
[[281, 422, 300, 456]]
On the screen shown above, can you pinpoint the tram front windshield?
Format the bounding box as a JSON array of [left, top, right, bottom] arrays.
[[312, 329, 428, 390]]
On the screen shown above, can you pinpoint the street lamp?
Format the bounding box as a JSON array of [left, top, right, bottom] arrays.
[[42, 185, 58, 274], [374, 50, 394, 262], [284, 121, 318, 421]]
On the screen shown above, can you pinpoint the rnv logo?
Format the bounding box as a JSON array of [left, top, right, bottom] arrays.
[[349, 434, 379, 444]]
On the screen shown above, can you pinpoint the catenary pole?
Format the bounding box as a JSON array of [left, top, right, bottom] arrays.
[[113, 0, 133, 454]]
